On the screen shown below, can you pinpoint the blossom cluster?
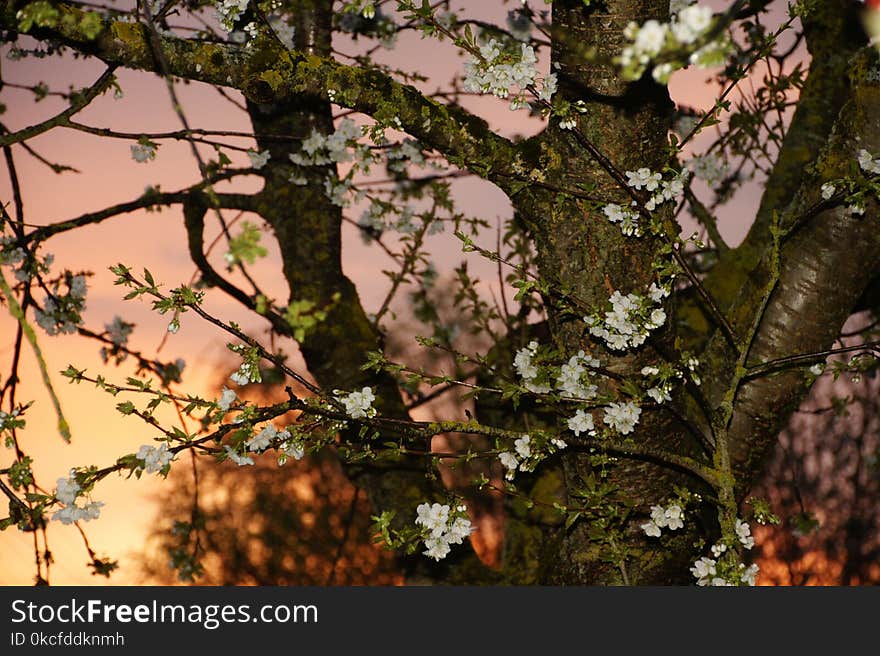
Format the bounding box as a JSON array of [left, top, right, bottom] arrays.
[[640, 364, 677, 405], [136, 442, 174, 474], [230, 360, 261, 386], [385, 139, 426, 173], [290, 120, 432, 212], [603, 168, 688, 237], [228, 344, 262, 386], [513, 340, 551, 393], [247, 149, 271, 169], [691, 556, 759, 586], [498, 434, 533, 480], [463, 39, 556, 110], [1, 234, 52, 284], [858, 148, 880, 176], [0, 235, 25, 269], [358, 200, 441, 237], [34, 273, 87, 336], [217, 387, 237, 412], [290, 119, 365, 167], [735, 517, 755, 549], [686, 153, 729, 188], [567, 408, 595, 437], [620, 3, 731, 83], [247, 423, 281, 452], [233, 421, 305, 465], [688, 518, 757, 585], [100, 315, 134, 363], [640, 503, 684, 537], [215, 0, 249, 32], [415, 502, 474, 561], [603, 401, 642, 435], [335, 386, 376, 419], [584, 288, 667, 351], [223, 444, 254, 466], [131, 142, 157, 163], [556, 350, 600, 399], [602, 203, 642, 237], [52, 471, 103, 525]]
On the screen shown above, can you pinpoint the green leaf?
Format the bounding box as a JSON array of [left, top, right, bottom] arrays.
[[116, 401, 135, 415], [226, 221, 268, 266], [16, 1, 59, 32], [79, 11, 103, 39]]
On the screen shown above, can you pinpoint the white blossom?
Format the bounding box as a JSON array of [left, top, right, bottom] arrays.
[[216, 0, 249, 31], [671, 4, 713, 45], [290, 119, 363, 166], [415, 502, 450, 538], [848, 202, 866, 216], [585, 289, 667, 351], [131, 143, 156, 163], [55, 473, 80, 506], [643, 502, 684, 537], [820, 183, 836, 200], [603, 203, 641, 237], [230, 361, 260, 386], [514, 435, 532, 459], [687, 152, 729, 187], [633, 20, 668, 57], [740, 562, 759, 586], [217, 387, 237, 412], [336, 387, 376, 419], [247, 149, 271, 169], [690, 556, 717, 585], [603, 401, 642, 435], [711, 542, 728, 558], [247, 424, 277, 452], [53, 501, 104, 525], [648, 283, 669, 303], [105, 316, 132, 347], [415, 503, 474, 561], [423, 536, 451, 561], [556, 350, 599, 399], [625, 167, 662, 191], [735, 518, 755, 549], [647, 386, 671, 404], [641, 520, 662, 537], [513, 341, 551, 393], [224, 445, 254, 466], [463, 39, 556, 108], [567, 409, 595, 437], [664, 504, 684, 530], [277, 432, 305, 465], [445, 516, 474, 544], [499, 451, 520, 480], [136, 442, 173, 474], [858, 148, 880, 175]]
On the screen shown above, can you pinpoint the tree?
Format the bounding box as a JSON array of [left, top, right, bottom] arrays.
[[1, 0, 879, 586]]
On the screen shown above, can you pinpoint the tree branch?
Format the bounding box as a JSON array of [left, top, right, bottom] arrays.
[[3, 1, 523, 184], [0, 66, 116, 147], [24, 170, 251, 244]]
